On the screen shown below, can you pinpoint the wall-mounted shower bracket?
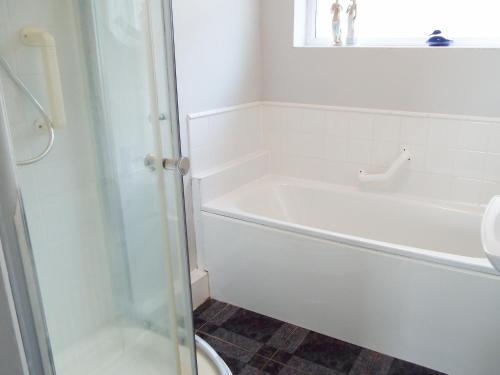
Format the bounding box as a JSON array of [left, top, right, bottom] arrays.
[[20, 27, 66, 128], [359, 146, 411, 183]]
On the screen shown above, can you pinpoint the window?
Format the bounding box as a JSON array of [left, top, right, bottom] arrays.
[[309, 0, 500, 46]]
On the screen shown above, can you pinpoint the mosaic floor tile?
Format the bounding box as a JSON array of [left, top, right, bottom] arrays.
[[210, 327, 263, 354], [388, 359, 445, 375], [260, 359, 289, 374], [285, 356, 344, 375], [221, 308, 285, 343], [194, 300, 447, 375], [349, 349, 394, 375], [197, 301, 225, 320], [239, 365, 270, 375], [292, 331, 362, 373], [195, 299, 226, 319], [265, 324, 297, 349], [274, 327, 309, 353]]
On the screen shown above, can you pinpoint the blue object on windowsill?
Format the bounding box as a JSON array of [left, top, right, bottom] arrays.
[[427, 30, 453, 47]]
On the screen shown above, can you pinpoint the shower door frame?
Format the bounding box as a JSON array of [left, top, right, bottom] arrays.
[[0, 0, 196, 374], [0, 72, 54, 375]]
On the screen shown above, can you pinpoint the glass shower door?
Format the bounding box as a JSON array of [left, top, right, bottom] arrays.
[[0, 0, 196, 374]]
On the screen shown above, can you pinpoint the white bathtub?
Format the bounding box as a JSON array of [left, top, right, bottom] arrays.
[[204, 176, 494, 274], [199, 175, 500, 375]]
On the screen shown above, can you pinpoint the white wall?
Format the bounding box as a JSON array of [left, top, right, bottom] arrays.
[[261, 0, 500, 118], [172, 0, 262, 269]]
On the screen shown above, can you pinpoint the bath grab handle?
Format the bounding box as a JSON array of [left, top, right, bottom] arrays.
[[20, 27, 66, 128], [358, 147, 411, 183]]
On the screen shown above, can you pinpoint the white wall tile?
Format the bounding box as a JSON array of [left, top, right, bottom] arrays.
[[263, 107, 282, 149], [190, 145, 213, 174], [323, 160, 348, 185], [286, 131, 326, 158], [267, 127, 286, 153], [428, 118, 458, 147], [456, 122, 491, 151], [191, 103, 500, 206], [188, 117, 210, 149], [300, 109, 326, 135], [425, 146, 454, 175], [326, 111, 350, 138], [292, 156, 327, 181], [453, 150, 485, 180], [400, 117, 429, 145], [372, 115, 401, 142], [348, 113, 373, 140], [325, 135, 348, 161], [189, 105, 263, 174], [262, 105, 282, 131], [347, 139, 372, 164], [487, 124, 500, 154], [484, 153, 500, 182], [480, 181, 500, 206], [280, 106, 302, 132]]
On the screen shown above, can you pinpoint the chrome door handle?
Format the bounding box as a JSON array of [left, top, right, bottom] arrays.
[[162, 157, 190, 176], [144, 154, 190, 176]]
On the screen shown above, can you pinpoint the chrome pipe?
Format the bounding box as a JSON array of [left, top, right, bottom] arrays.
[[0, 56, 55, 166]]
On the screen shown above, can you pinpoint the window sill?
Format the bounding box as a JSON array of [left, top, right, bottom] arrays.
[[297, 38, 500, 49], [296, 44, 500, 49]]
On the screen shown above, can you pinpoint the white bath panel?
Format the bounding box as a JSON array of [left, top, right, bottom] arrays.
[[202, 211, 500, 375]]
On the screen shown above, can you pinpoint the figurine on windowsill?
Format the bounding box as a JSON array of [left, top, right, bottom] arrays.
[[426, 30, 453, 46], [331, 0, 343, 46], [346, 0, 357, 45]]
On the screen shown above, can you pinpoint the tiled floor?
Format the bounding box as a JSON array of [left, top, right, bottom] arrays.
[[194, 299, 446, 375]]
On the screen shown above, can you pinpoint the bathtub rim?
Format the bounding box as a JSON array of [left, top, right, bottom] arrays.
[[201, 176, 497, 276]]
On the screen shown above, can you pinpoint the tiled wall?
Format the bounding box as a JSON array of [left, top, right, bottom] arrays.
[[188, 103, 263, 175], [188, 102, 500, 206], [264, 103, 500, 206], [0, 0, 114, 354]]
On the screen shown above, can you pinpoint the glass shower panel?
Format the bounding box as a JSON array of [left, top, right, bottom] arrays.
[[0, 0, 195, 374]]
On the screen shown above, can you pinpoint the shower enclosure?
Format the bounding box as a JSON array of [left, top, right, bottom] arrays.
[[0, 0, 197, 374]]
